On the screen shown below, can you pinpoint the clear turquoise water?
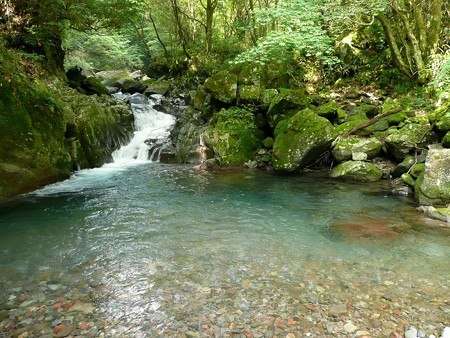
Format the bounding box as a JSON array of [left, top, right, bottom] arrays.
[[0, 163, 449, 335]]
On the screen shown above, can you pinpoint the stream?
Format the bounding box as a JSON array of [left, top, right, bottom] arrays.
[[0, 94, 449, 337]]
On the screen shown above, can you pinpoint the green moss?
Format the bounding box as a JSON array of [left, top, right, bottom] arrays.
[[204, 108, 260, 165], [272, 108, 336, 172], [330, 161, 383, 182]]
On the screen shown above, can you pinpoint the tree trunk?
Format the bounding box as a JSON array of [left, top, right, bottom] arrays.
[[376, 0, 443, 82]]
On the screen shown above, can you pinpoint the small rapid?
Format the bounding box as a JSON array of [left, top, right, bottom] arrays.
[[112, 92, 176, 163]]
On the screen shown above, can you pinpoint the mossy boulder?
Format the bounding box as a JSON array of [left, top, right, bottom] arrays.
[[443, 132, 450, 148], [436, 115, 450, 132], [204, 71, 238, 104], [121, 79, 147, 94], [238, 65, 265, 86], [203, 108, 260, 165], [354, 103, 380, 118], [272, 108, 336, 172], [144, 79, 170, 96], [83, 77, 110, 96], [0, 69, 133, 201], [238, 85, 262, 105], [267, 88, 309, 128], [260, 89, 279, 109], [61, 90, 133, 167], [316, 101, 346, 122], [330, 161, 383, 182], [332, 137, 382, 162], [385, 124, 436, 161], [415, 149, 450, 205]]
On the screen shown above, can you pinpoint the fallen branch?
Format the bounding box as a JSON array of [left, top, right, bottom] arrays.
[[342, 108, 403, 137]]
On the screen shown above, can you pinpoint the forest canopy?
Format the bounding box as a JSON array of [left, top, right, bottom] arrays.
[[1, 0, 449, 90]]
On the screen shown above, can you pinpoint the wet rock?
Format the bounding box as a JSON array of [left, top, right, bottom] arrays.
[[328, 304, 347, 316], [53, 324, 76, 338], [344, 322, 358, 333], [68, 302, 95, 314], [441, 327, 450, 338], [330, 219, 400, 240], [121, 79, 147, 94], [330, 161, 383, 182], [405, 326, 418, 338], [415, 149, 450, 205]]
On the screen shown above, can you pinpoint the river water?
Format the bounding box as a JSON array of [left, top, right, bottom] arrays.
[[0, 95, 449, 337]]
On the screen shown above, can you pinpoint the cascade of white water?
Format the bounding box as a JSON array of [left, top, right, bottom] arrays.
[[112, 93, 176, 163]]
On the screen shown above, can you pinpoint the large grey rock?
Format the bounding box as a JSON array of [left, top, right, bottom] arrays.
[[415, 149, 450, 205], [332, 137, 382, 162], [272, 109, 336, 172], [385, 124, 436, 161], [330, 161, 383, 182]]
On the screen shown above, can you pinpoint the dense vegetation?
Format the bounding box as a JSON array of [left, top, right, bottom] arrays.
[[2, 0, 449, 89]]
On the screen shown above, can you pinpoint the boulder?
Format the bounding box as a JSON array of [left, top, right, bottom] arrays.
[[330, 161, 383, 182], [121, 79, 147, 94], [332, 137, 382, 162], [204, 71, 238, 104], [203, 108, 260, 165], [267, 89, 309, 127], [144, 79, 170, 96], [272, 108, 336, 172], [443, 132, 450, 148], [384, 124, 436, 161], [316, 101, 346, 122], [415, 148, 450, 205], [83, 77, 110, 96], [238, 85, 261, 105]]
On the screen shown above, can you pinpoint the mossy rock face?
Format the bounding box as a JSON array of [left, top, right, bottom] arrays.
[[203, 108, 260, 165], [238, 65, 265, 86], [267, 88, 309, 128], [260, 89, 279, 109], [83, 77, 110, 96], [443, 132, 450, 148], [238, 85, 261, 105], [332, 137, 382, 162], [354, 103, 380, 118], [415, 149, 450, 205], [330, 161, 383, 182], [0, 69, 133, 201], [385, 124, 436, 161], [436, 115, 450, 132], [272, 108, 336, 172], [204, 71, 238, 104], [387, 112, 409, 126], [316, 101, 346, 122]]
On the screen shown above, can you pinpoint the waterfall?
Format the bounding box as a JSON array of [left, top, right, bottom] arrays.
[[112, 93, 176, 164]]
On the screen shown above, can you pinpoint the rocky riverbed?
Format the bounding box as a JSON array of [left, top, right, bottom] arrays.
[[1, 252, 448, 338]]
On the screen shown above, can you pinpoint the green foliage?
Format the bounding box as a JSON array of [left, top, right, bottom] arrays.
[[63, 31, 144, 71], [428, 53, 450, 98], [232, 0, 339, 67]]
